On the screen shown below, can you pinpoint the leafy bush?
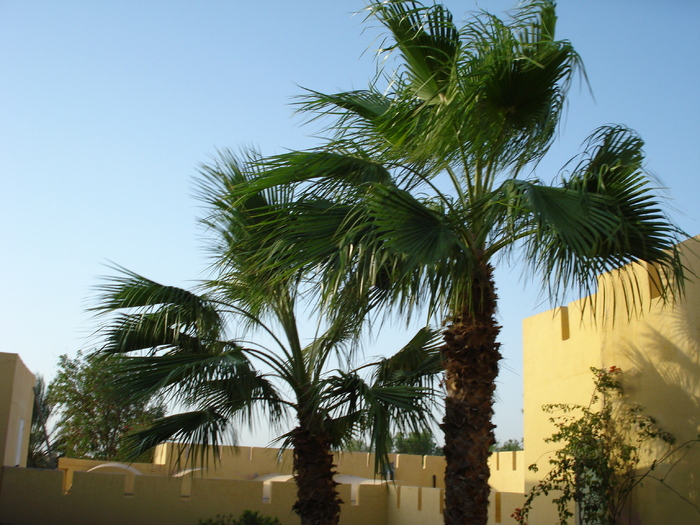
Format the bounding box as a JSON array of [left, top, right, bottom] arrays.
[[199, 510, 281, 525], [514, 367, 677, 525]]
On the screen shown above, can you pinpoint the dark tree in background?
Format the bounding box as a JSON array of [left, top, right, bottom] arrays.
[[393, 430, 443, 456], [47, 351, 166, 461], [492, 438, 523, 452], [342, 430, 443, 456]]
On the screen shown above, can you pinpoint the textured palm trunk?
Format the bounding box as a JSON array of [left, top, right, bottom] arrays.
[[291, 422, 342, 525], [441, 261, 501, 525]]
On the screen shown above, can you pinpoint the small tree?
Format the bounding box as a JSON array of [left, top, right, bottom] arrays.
[[93, 263, 442, 525], [47, 351, 166, 461], [393, 430, 443, 456], [492, 438, 523, 452], [514, 367, 678, 525]]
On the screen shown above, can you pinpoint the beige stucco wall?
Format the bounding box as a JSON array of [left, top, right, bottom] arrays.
[[522, 236, 700, 523], [0, 465, 522, 525], [0, 352, 35, 468], [147, 442, 523, 493], [57, 446, 524, 494], [0, 466, 369, 525]]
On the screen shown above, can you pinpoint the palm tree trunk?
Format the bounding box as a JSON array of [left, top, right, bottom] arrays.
[[441, 261, 501, 525], [291, 422, 342, 525]]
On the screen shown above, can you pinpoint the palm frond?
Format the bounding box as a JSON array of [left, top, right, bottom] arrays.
[[304, 304, 368, 377], [296, 88, 392, 131], [102, 311, 210, 355], [121, 409, 232, 468], [372, 326, 443, 387], [196, 152, 303, 316], [488, 125, 685, 306], [453, 0, 581, 174], [108, 350, 250, 402], [366, 184, 464, 264], [321, 364, 437, 476], [369, 0, 460, 103], [246, 150, 393, 195], [94, 268, 225, 346]]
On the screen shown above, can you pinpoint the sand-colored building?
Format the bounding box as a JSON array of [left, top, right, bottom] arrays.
[[0, 352, 35, 469], [1, 238, 699, 524]]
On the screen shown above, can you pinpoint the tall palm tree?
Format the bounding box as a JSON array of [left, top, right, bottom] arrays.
[[93, 155, 442, 525], [225, 2, 686, 524]]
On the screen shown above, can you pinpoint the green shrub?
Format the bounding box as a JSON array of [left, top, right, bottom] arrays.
[[199, 510, 281, 525], [514, 367, 677, 525]]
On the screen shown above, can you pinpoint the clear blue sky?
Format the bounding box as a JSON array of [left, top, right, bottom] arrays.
[[2, 1, 699, 446]]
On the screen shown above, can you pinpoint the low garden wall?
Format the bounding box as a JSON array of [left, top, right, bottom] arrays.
[[0, 465, 523, 525]]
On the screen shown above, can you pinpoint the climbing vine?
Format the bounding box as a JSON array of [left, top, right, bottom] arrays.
[[513, 366, 693, 525]]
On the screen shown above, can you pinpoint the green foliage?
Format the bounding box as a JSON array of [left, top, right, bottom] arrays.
[[340, 430, 443, 455], [47, 351, 166, 461], [94, 266, 443, 473], [393, 430, 443, 456], [514, 367, 676, 525], [198, 510, 281, 525], [492, 438, 523, 452]]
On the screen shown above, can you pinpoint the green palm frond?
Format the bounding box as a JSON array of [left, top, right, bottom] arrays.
[[454, 1, 580, 174], [372, 326, 443, 387], [197, 150, 297, 252], [248, 150, 393, 195], [94, 267, 224, 342], [486, 125, 685, 305], [304, 305, 369, 376], [312, 1, 577, 175], [122, 409, 232, 467], [321, 370, 430, 473], [102, 311, 211, 355], [365, 185, 464, 264], [109, 351, 250, 401], [319, 325, 441, 473], [558, 126, 685, 299], [296, 89, 394, 146], [94, 266, 205, 312], [197, 153, 300, 312], [369, 0, 460, 103]]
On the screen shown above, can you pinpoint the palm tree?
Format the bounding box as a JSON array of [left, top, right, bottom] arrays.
[[27, 376, 57, 469], [92, 155, 442, 525], [225, 2, 686, 524]]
